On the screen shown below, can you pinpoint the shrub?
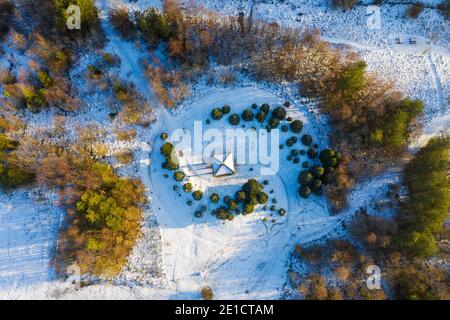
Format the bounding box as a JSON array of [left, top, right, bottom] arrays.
[[242, 109, 254, 121], [268, 117, 280, 129], [0, 134, 34, 189], [291, 149, 299, 157], [278, 208, 286, 216], [109, 5, 136, 39], [256, 111, 267, 123], [407, 3, 424, 19], [183, 182, 193, 192], [160, 142, 179, 170], [236, 191, 247, 202], [228, 199, 238, 210], [284, 101, 291, 108], [200, 287, 214, 300], [312, 179, 323, 192], [438, 0, 450, 18], [332, 0, 358, 10], [37, 71, 55, 88], [160, 132, 168, 140], [290, 120, 303, 133], [307, 148, 317, 159], [243, 203, 255, 214], [311, 166, 325, 178], [136, 8, 171, 43], [216, 206, 232, 220], [256, 191, 269, 204], [210, 193, 220, 203], [115, 150, 134, 165], [211, 107, 223, 120], [281, 125, 289, 133], [173, 171, 185, 181], [192, 190, 203, 201], [222, 104, 231, 114], [299, 186, 312, 198], [301, 134, 313, 146], [298, 170, 314, 186], [229, 114, 240, 126], [0, 0, 14, 40], [319, 149, 340, 168], [272, 106, 287, 120], [260, 103, 270, 114]]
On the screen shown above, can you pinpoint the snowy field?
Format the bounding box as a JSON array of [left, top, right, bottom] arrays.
[[0, 0, 448, 299]]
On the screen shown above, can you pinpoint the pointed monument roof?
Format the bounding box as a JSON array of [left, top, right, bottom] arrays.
[[212, 153, 235, 177]]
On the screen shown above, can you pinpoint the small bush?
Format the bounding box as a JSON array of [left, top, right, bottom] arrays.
[[228, 199, 238, 210], [332, 0, 358, 10], [299, 186, 312, 198], [0, 0, 14, 40], [200, 286, 214, 300], [311, 166, 325, 178], [307, 148, 317, 159], [257, 191, 269, 204], [256, 111, 267, 123], [268, 117, 280, 129], [192, 190, 203, 201], [211, 107, 223, 120], [260, 103, 270, 114], [236, 191, 247, 202], [229, 114, 240, 126], [183, 182, 193, 192], [438, 0, 450, 18], [173, 171, 185, 182], [272, 106, 287, 120], [222, 105, 231, 114], [407, 3, 424, 19], [160, 132, 168, 140], [109, 5, 136, 39], [115, 150, 134, 165], [298, 170, 314, 186], [242, 109, 254, 121], [301, 134, 313, 146], [210, 193, 220, 203], [290, 120, 303, 133]]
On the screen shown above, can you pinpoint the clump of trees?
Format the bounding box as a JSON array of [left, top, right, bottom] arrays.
[[438, 0, 450, 18], [407, 3, 424, 19], [298, 148, 344, 199], [396, 136, 450, 257], [0, 134, 35, 188], [58, 162, 146, 278], [295, 240, 388, 300], [52, 0, 100, 35], [332, 0, 358, 10], [0, 0, 14, 41], [389, 265, 449, 300], [109, 5, 136, 39], [160, 142, 179, 170]]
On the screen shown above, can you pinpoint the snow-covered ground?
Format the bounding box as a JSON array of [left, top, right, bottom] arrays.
[[0, 0, 448, 299]]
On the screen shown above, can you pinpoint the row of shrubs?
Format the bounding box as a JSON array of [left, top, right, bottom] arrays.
[[210, 102, 300, 132]]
